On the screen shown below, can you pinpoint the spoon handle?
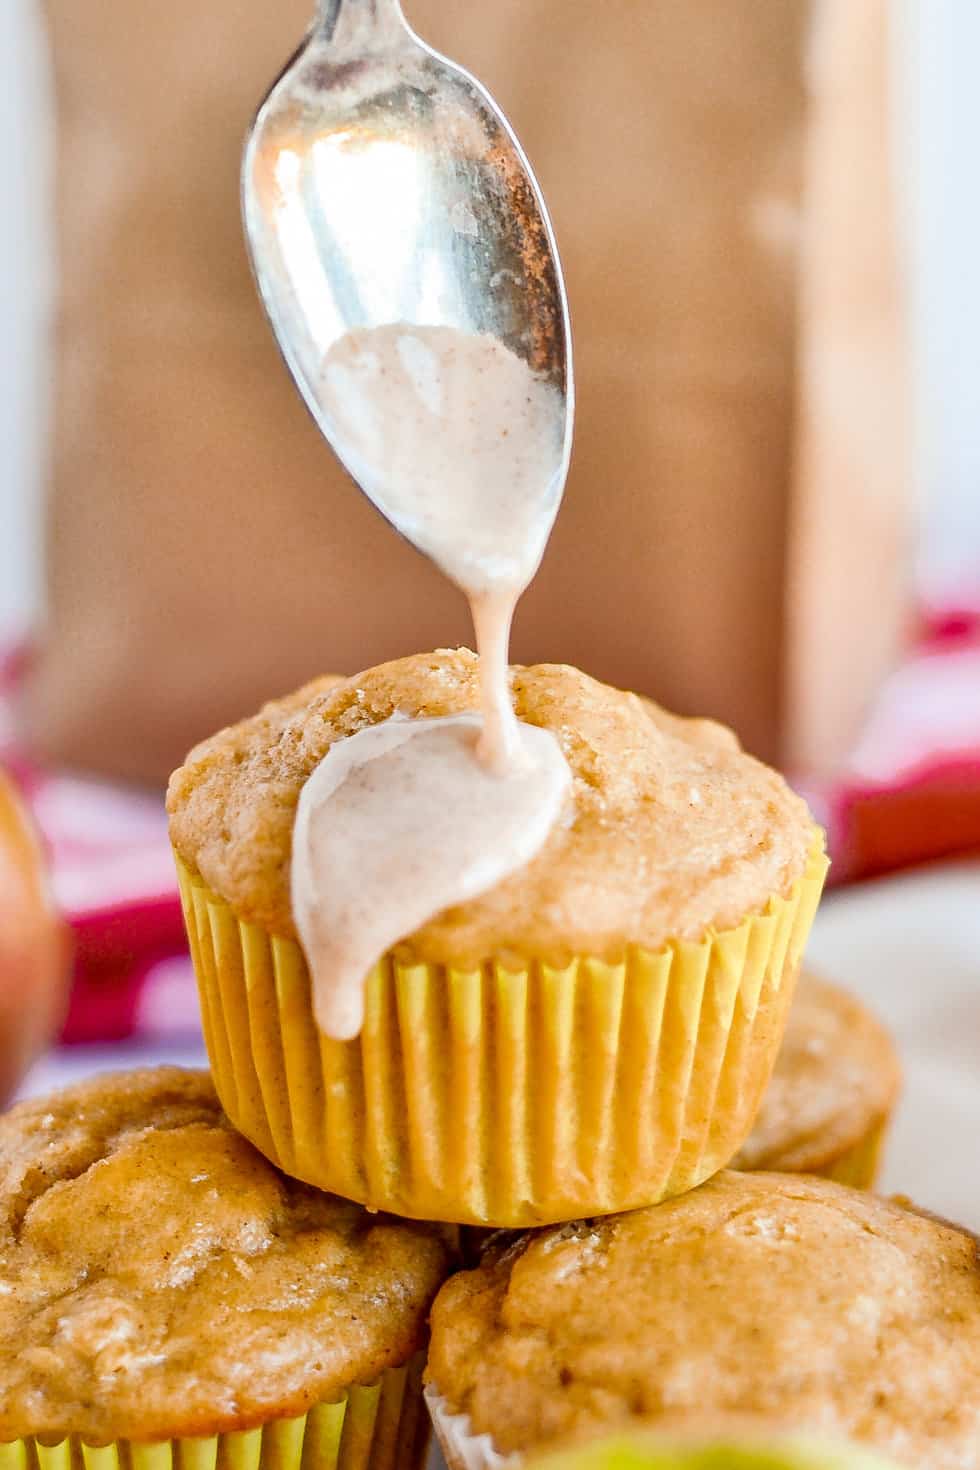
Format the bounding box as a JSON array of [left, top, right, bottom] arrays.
[[315, 0, 406, 42]]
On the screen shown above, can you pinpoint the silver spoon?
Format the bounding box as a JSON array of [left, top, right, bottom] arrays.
[[241, 0, 573, 526]]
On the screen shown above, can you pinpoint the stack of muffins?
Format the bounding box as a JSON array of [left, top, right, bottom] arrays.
[[2, 650, 978, 1470]]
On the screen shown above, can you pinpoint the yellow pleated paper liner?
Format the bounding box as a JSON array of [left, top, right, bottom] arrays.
[[459, 1115, 885, 1270], [176, 841, 827, 1228], [0, 1362, 429, 1470]]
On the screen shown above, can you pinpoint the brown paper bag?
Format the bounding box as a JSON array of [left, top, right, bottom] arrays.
[[785, 0, 912, 771], [29, 0, 908, 784]]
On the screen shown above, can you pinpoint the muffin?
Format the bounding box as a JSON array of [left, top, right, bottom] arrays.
[[168, 650, 826, 1226], [0, 1068, 453, 1469], [526, 1424, 903, 1470], [732, 972, 901, 1187], [426, 1171, 980, 1468]]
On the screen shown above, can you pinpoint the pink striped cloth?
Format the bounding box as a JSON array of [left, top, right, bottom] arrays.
[[3, 614, 979, 1045], [797, 606, 980, 882], [0, 651, 194, 1044]]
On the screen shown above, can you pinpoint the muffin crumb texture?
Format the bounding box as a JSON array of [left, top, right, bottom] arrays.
[[0, 1068, 452, 1443], [167, 651, 816, 962], [427, 1171, 980, 1467]]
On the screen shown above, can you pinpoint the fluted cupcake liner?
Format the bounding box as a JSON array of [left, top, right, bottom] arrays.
[[175, 843, 827, 1227], [460, 1105, 886, 1265], [425, 1388, 513, 1470], [0, 1362, 427, 1470]]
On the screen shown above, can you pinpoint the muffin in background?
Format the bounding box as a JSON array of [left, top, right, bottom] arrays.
[[168, 649, 826, 1227], [426, 1172, 980, 1468], [733, 971, 901, 1187], [0, 1068, 453, 1469]]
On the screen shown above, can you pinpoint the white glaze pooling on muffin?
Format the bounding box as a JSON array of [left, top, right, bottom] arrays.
[[292, 325, 570, 1038], [168, 653, 815, 965], [292, 711, 569, 1039]]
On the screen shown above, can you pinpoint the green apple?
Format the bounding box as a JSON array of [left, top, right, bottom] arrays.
[[525, 1430, 901, 1470]]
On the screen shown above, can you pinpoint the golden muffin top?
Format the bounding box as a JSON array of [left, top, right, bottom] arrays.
[[734, 973, 901, 1174], [426, 1172, 980, 1466], [0, 1068, 453, 1443], [167, 650, 817, 963]]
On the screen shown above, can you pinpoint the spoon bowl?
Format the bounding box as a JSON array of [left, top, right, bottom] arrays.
[[242, 0, 574, 527]]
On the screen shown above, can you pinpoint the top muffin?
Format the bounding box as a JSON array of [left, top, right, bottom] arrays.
[[0, 1068, 452, 1443], [168, 649, 816, 964]]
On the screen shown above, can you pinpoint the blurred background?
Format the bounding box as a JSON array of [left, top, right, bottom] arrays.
[[0, 2, 977, 1232], [2, 2, 979, 777]]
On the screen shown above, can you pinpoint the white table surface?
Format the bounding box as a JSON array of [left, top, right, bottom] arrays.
[[19, 860, 980, 1468]]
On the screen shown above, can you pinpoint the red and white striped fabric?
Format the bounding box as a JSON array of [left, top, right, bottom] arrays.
[[798, 607, 980, 883], [2, 612, 979, 1046], [0, 649, 194, 1044]]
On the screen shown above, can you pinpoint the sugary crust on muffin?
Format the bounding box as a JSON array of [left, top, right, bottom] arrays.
[[0, 1068, 453, 1443], [426, 1171, 980, 1466], [733, 973, 901, 1174], [167, 650, 817, 963]]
